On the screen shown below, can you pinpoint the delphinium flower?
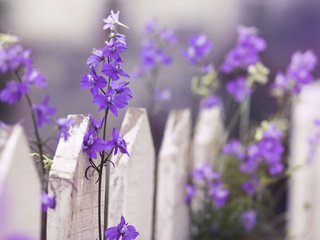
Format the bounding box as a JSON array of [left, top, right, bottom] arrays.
[[81, 10, 133, 240], [105, 128, 129, 156], [105, 216, 139, 240], [242, 176, 259, 197], [271, 50, 317, 96], [240, 210, 257, 232], [223, 139, 245, 160], [201, 95, 221, 109], [226, 76, 252, 103], [183, 34, 213, 65], [221, 26, 267, 74], [41, 192, 56, 212], [57, 118, 75, 141], [133, 20, 176, 113], [0, 34, 72, 239], [186, 164, 229, 208]]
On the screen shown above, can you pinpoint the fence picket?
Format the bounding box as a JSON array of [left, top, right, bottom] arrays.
[[155, 109, 191, 240], [0, 125, 41, 239], [47, 114, 105, 240], [288, 83, 320, 240], [107, 108, 155, 240], [192, 107, 224, 167]]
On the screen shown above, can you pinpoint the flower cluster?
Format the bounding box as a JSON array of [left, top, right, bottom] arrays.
[[183, 34, 213, 65], [105, 216, 139, 240], [221, 26, 267, 73], [226, 76, 252, 103], [81, 10, 131, 160], [272, 50, 317, 95], [185, 164, 229, 208]]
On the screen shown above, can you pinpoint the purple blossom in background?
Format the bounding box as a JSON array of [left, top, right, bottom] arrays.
[[105, 216, 139, 240], [209, 184, 229, 208], [33, 96, 56, 128], [82, 128, 108, 159], [81, 68, 107, 95], [221, 26, 266, 73], [223, 139, 245, 160], [242, 176, 259, 197], [0, 44, 32, 73], [57, 118, 75, 141], [192, 163, 220, 182], [183, 34, 213, 65], [41, 192, 56, 212], [258, 137, 284, 165], [184, 184, 197, 204], [201, 95, 221, 109], [154, 88, 171, 102], [272, 50, 317, 95], [240, 210, 257, 232], [22, 67, 47, 88], [105, 128, 129, 155], [268, 162, 285, 176], [0, 80, 29, 104], [240, 158, 258, 174], [161, 29, 177, 45], [140, 40, 172, 69], [226, 76, 251, 103]]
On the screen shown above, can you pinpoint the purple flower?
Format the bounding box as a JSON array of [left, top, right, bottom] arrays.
[[192, 164, 220, 182], [86, 48, 104, 68], [154, 88, 171, 102], [240, 210, 257, 232], [209, 184, 229, 208], [82, 128, 108, 159], [103, 38, 127, 63], [240, 158, 258, 174], [183, 34, 213, 64], [105, 128, 129, 155], [102, 63, 129, 81], [90, 115, 104, 131], [221, 26, 266, 73], [272, 50, 317, 95], [81, 68, 107, 95], [268, 162, 284, 176], [93, 84, 131, 116], [258, 137, 284, 165], [0, 44, 32, 73], [57, 118, 75, 141], [41, 192, 56, 212], [184, 184, 196, 204], [103, 10, 128, 31], [22, 67, 47, 88], [201, 95, 221, 109], [223, 139, 245, 160], [242, 177, 259, 197], [140, 40, 172, 69], [0, 80, 29, 104], [105, 216, 139, 240], [160, 29, 177, 45], [226, 76, 251, 102], [33, 96, 56, 128]]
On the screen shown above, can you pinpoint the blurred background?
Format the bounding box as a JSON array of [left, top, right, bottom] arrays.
[[0, 0, 320, 146]]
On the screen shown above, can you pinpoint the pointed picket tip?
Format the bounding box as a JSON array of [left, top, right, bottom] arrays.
[[156, 109, 191, 240], [48, 114, 105, 240], [0, 125, 41, 240], [108, 107, 155, 240], [192, 106, 225, 167]]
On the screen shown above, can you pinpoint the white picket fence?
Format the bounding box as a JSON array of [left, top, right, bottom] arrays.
[[0, 82, 320, 239]]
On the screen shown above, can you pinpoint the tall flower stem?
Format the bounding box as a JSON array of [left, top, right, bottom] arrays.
[[13, 70, 47, 240], [240, 96, 251, 143]]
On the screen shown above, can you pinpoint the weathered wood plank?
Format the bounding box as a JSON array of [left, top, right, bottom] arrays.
[[288, 83, 320, 240], [48, 114, 104, 240], [0, 125, 41, 239], [155, 109, 191, 240], [192, 106, 224, 167], [108, 108, 155, 240]]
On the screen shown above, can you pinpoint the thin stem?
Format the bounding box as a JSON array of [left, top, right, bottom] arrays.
[[13, 70, 48, 240], [240, 96, 251, 143]]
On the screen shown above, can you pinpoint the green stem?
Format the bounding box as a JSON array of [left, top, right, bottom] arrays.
[[240, 96, 251, 143]]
